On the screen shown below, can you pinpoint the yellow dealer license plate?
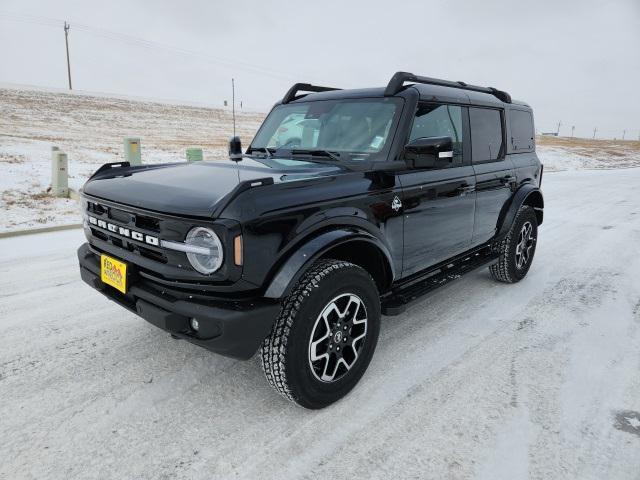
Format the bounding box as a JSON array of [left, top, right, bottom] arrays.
[[101, 254, 127, 293]]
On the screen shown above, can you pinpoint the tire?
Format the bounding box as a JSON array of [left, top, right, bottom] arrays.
[[260, 259, 381, 409], [489, 205, 538, 283]]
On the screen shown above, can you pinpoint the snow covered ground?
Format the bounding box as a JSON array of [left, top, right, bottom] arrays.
[[537, 136, 640, 172], [2, 87, 640, 233], [0, 87, 264, 232], [1, 167, 639, 480]]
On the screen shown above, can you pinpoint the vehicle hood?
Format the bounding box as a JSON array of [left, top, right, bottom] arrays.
[[82, 158, 342, 218]]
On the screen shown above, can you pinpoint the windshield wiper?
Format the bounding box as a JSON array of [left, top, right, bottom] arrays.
[[289, 149, 341, 161], [248, 147, 275, 158]]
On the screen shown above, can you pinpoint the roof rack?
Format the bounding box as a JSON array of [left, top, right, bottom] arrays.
[[282, 83, 341, 104], [384, 71, 512, 103]]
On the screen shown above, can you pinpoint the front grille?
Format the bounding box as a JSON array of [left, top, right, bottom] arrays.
[[108, 207, 135, 225], [88, 202, 107, 216], [91, 228, 108, 241], [135, 215, 160, 232], [138, 245, 166, 263], [83, 195, 240, 286], [86, 200, 169, 264]]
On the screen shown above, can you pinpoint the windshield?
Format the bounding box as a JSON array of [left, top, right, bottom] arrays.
[[250, 98, 401, 160]]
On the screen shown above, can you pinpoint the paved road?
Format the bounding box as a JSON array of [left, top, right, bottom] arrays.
[[1, 168, 639, 480]]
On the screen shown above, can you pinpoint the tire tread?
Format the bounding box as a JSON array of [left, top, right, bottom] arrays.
[[260, 259, 367, 404], [489, 205, 536, 283]]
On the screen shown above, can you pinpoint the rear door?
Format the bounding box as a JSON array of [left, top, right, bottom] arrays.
[[468, 107, 515, 245], [398, 103, 476, 277]]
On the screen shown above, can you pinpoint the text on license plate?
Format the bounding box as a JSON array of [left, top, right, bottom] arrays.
[[100, 254, 127, 293]]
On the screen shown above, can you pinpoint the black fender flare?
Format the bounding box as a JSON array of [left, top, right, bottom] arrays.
[[263, 228, 396, 299], [496, 184, 544, 238]]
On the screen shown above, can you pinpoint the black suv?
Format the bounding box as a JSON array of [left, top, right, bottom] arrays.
[[78, 72, 543, 409]]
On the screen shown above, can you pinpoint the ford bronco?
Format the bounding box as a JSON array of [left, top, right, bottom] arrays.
[[78, 72, 543, 409]]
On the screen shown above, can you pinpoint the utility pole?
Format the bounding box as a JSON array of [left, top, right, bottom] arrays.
[[556, 121, 562, 136], [622, 129, 625, 140], [593, 127, 597, 139], [571, 126, 575, 138], [64, 22, 72, 90], [231, 78, 236, 137]]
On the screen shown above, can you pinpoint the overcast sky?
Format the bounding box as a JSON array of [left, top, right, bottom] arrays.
[[1, 0, 638, 139]]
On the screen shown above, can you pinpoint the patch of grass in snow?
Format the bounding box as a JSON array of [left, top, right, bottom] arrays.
[[0, 152, 25, 164], [537, 136, 640, 153]]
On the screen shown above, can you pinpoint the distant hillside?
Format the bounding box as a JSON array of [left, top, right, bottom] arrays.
[[0, 87, 265, 232], [0, 87, 265, 161], [537, 135, 640, 171]]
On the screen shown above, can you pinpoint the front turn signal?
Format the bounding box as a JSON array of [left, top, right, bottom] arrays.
[[234, 235, 243, 266]]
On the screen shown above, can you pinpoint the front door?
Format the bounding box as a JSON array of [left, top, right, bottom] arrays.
[[398, 103, 476, 277]]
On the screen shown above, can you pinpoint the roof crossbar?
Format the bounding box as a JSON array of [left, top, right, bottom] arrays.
[[384, 71, 512, 103], [282, 83, 341, 104]]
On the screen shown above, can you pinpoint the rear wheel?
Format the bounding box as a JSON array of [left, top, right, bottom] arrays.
[[260, 259, 381, 409], [490, 205, 538, 283]]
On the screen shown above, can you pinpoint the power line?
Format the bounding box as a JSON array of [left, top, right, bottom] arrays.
[[0, 12, 60, 28]]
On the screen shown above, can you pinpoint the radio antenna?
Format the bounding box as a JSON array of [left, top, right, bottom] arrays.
[[232, 78, 236, 137]]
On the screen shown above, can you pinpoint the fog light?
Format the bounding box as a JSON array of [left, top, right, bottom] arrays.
[[190, 318, 199, 331]]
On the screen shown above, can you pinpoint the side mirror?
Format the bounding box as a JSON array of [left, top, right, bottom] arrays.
[[404, 136, 454, 169], [229, 136, 242, 160]]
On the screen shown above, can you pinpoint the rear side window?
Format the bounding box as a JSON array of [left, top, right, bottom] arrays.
[[469, 108, 504, 162], [510, 109, 535, 152]]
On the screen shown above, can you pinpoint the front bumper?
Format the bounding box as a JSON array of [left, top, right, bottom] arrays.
[[77, 243, 280, 360]]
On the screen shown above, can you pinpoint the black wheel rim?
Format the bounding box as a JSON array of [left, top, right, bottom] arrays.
[[308, 293, 368, 383]]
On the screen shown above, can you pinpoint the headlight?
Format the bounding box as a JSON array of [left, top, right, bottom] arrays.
[[185, 227, 223, 274]]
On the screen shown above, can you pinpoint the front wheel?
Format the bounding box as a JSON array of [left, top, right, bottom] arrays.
[[490, 205, 538, 283], [260, 259, 381, 409]]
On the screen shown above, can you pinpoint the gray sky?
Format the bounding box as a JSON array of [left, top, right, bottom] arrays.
[[1, 0, 638, 139]]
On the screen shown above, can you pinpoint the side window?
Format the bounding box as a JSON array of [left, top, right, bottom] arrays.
[[510, 109, 535, 152], [409, 104, 464, 166], [469, 108, 504, 162]]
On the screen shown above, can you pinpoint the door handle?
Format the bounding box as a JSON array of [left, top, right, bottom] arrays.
[[456, 185, 475, 195], [501, 175, 516, 184]]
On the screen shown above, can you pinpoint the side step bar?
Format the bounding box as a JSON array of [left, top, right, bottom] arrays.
[[381, 248, 499, 316]]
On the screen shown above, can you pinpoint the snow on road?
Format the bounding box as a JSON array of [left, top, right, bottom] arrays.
[[1, 168, 640, 480]]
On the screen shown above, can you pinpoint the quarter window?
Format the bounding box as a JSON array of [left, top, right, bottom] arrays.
[[510, 109, 535, 152], [408, 104, 464, 165], [469, 108, 504, 162]]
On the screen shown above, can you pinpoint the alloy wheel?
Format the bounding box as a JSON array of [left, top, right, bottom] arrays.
[[308, 293, 368, 383], [515, 221, 535, 269]]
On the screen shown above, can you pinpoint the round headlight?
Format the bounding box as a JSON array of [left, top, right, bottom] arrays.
[[185, 227, 223, 274]]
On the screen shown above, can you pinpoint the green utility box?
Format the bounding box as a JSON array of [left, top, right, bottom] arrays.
[[51, 151, 69, 198], [124, 137, 142, 165], [186, 147, 203, 162]]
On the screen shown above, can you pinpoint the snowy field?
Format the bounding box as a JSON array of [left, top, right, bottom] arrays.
[[536, 136, 640, 172], [1, 167, 639, 479], [2, 87, 640, 233], [0, 87, 264, 233]]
